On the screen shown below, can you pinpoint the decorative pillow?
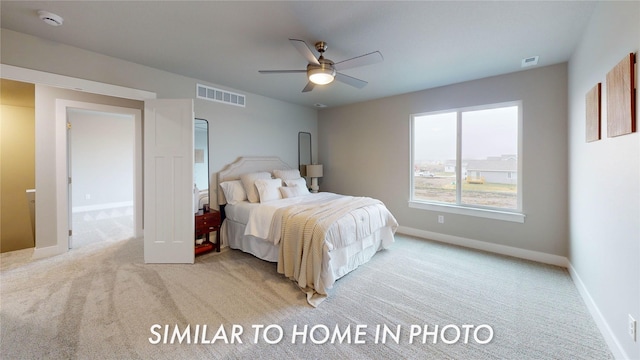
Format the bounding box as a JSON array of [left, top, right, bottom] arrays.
[[272, 169, 301, 181], [280, 185, 308, 199], [240, 172, 272, 203], [284, 178, 310, 195], [219, 180, 247, 205], [254, 178, 283, 203]]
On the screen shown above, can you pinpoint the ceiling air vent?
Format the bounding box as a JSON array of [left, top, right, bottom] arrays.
[[196, 84, 245, 107], [521, 56, 539, 68]]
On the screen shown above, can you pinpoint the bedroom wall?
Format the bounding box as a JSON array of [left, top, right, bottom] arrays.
[[318, 63, 569, 258], [0, 29, 318, 172], [567, 2, 639, 359], [1, 29, 317, 252]]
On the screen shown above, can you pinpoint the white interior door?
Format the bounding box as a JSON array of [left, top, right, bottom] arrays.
[[144, 99, 194, 263]]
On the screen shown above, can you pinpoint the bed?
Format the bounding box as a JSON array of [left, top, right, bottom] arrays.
[[217, 156, 398, 306]]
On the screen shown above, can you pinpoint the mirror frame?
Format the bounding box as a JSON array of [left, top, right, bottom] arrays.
[[298, 132, 312, 177], [194, 118, 210, 212]]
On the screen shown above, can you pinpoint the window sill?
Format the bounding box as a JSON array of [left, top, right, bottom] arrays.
[[408, 201, 525, 223]]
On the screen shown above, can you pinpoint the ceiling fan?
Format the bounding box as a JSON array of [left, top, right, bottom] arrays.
[[259, 39, 383, 92]]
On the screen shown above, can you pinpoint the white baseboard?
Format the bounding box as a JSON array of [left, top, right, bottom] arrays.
[[72, 201, 133, 213], [32, 243, 66, 260], [568, 264, 628, 360], [396, 226, 569, 267]]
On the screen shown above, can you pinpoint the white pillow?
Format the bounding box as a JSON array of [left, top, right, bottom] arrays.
[[219, 180, 247, 205], [280, 185, 308, 199], [240, 172, 272, 203], [284, 178, 310, 195], [254, 178, 283, 203], [273, 169, 301, 181]]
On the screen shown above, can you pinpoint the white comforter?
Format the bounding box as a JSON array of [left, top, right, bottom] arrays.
[[243, 193, 332, 243], [244, 193, 396, 245], [243, 192, 398, 305]]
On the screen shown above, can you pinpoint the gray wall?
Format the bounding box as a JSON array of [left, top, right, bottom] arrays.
[[318, 63, 569, 257], [0, 29, 318, 174], [568, 2, 639, 359], [1, 29, 317, 251]]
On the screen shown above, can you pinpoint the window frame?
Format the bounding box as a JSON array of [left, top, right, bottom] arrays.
[[409, 101, 525, 223]]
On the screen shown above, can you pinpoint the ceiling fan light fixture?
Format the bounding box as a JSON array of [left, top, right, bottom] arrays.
[[308, 67, 335, 85]]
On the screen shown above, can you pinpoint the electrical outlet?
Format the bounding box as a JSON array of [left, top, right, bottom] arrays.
[[437, 215, 444, 224], [85, 194, 91, 200], [629, 314, 637, 342]]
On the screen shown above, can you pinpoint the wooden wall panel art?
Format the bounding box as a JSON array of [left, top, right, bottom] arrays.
[[606, 53, 636, 137], [585, 83, 601, 142]]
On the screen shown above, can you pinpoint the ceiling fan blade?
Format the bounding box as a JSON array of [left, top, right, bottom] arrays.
[[335, 72, 368, 89], [289, 39, 320, 65], [259, 70, 306, 74], [302, 82, 315, 93], [334, 51, 383, 71]]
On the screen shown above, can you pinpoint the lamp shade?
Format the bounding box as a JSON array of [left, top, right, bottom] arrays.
[[306, 164, 323, 178]]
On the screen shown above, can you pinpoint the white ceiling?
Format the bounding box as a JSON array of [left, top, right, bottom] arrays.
[[0, 1, 597, 109]]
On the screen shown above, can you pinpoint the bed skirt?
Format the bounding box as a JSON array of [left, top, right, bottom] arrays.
[[221, 218, 395, 286], [222, 219, 280, 261]]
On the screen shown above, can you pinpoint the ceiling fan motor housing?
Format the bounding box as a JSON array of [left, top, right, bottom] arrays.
[[307, 57, 335, 73], [307, 58, 336, 85], [258, 38, 382, 91]]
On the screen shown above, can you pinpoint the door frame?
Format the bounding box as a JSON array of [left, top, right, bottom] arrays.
[[0, 64, 156, 258], [64, 102, 143, 249]]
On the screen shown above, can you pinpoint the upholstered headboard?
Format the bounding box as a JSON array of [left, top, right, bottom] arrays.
[[217, 156, 293, 205]]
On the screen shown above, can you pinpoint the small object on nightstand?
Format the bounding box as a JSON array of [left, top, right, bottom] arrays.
[[195, 209, 221, 255]]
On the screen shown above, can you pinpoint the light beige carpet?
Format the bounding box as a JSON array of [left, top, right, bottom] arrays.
[[71, 205, 134, 249], [0, 234, 612, 359]]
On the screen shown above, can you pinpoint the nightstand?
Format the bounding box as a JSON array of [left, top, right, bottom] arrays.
[[195, 209, 221, 255]]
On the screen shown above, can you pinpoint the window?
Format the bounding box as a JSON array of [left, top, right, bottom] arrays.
[[410, 102, 523, 222]]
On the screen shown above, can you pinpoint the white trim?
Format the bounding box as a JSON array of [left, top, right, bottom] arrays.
[[72, 201, 134, 213], [408, 201, 526, 223], [32, 243, 67, 260], [397, 226, 568, 267], [0, 64, 156, 100], [568, 264, 628, 360], [61, 101, 144, 244], [2, 65, 156, 258]]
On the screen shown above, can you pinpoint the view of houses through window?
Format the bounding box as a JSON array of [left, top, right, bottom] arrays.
[[411, 102, 520, 211]]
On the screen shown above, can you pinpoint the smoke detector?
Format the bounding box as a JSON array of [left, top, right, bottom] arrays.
[[38, 10, 63, 26]]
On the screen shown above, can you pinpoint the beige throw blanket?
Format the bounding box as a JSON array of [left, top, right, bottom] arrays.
[[275, 195, 384, 305]]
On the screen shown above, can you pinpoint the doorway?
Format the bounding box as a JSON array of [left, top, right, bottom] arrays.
[[67, 107, 136, 249]]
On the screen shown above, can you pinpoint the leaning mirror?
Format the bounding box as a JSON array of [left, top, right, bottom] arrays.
[[194, 118, 209, 212], [298, 132, 311, 177]]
